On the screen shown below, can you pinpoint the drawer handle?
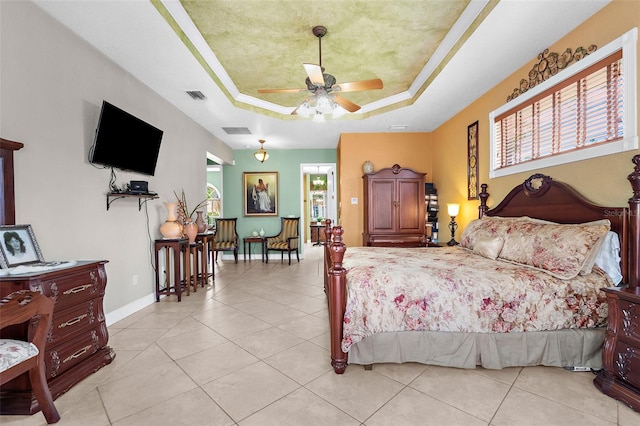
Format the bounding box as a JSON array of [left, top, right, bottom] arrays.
[[58, 314, 88, 329], [63, 345, 92, 363], [63, 284, 92, 295]]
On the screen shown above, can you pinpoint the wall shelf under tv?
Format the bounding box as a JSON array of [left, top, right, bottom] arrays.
[[106, 192, 158, 211]]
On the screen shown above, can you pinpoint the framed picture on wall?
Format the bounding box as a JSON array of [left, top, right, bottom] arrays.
[[243, 171, 278, 216], [467, 120, 479, 200], [0, 224, 45, 268]]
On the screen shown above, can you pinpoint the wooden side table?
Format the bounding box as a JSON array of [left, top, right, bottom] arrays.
[[310, 224, 326, 246], [594, 286, 640, 412], [244, 236, 266, 262], [196, 232, 215, 285], [154, 238, 188, 301], [185, 241, 203, 294]]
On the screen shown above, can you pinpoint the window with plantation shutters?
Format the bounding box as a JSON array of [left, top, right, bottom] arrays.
[[490, 28, 637, 178]]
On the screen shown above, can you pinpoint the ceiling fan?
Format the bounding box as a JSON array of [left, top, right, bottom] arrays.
[[258, 26, 383, 116]]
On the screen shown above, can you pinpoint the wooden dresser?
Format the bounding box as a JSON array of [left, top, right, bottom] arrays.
[[363, 164, 426, 247], [593, 287, 640, 412], [0, 261, 115, 415]]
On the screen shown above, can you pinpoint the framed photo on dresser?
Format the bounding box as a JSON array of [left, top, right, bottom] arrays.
[[0, 224, 44, 268]]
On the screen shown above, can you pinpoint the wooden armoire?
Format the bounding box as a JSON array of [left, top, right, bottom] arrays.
[[363, 164, 427, 247]]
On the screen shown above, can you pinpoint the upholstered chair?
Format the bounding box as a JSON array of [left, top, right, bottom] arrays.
[[265, 217, 300, 265], [0, 290, 60, 424], [213, 218, 239, 263]]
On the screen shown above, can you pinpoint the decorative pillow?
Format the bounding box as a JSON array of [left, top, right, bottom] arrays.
[[498, 220, 610, 279], [510, 217, 609, 275], [472, 237, 504, 260], [578, 220, 611, 275], [460, 216, 529, 250]]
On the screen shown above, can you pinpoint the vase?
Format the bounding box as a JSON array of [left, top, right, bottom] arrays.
[[183, 220, 198, 243], [160, 202, 182, 239], [363, 160, 374, 174], [195, 210, 207, 233], [259, 227, 265, 237]]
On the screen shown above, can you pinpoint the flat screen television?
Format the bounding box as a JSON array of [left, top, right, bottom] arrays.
[[90, 101, 163, 176]]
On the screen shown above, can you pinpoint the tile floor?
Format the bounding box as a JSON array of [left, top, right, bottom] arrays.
[[2, 244, 640, 426]]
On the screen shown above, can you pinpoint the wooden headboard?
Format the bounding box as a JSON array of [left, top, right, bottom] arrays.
[[478, 155, 640, 288]]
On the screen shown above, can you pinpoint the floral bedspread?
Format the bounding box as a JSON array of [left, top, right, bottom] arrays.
[[341, 246, 610, 352]]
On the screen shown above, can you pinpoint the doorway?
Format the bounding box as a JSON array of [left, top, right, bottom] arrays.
[[300, 163, 337, 248]]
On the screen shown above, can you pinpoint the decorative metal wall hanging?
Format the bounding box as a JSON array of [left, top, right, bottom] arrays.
[[467, 121, 479, 200], [507, 45, 597, 102]]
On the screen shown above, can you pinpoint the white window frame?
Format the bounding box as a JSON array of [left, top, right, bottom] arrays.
[[490, 28, 638, 178]]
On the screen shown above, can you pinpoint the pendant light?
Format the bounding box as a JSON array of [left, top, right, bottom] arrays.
[[254, 139, 269, 163]]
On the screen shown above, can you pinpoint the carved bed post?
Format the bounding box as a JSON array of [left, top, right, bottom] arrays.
[[323, 219, 332, 294], [478, 183, 489, 218], [328, 226, 348, 373], [628, 154, 640, 290]]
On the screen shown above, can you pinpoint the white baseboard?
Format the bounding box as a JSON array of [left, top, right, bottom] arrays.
[[105, 292, 155, 326]]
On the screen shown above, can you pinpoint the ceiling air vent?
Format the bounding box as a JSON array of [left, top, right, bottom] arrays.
[[222, 127, 252, 135], [186, 90, 206, 100]]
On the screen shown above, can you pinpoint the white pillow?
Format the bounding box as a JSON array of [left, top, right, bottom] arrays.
[[472, 237, 504, 260], [594, 231, 622, 285]]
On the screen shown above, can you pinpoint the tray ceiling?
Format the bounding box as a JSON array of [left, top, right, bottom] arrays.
[[33, 0, 611, 151]]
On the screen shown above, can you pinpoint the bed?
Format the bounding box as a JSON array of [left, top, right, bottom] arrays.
[[324, 157, 640, 374]]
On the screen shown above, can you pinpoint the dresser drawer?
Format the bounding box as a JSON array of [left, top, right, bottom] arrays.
[[49, 300, 104, 345], [33, 268, 105, 310], [44, 322, 109, 379], [616, 299, 640, 347], [612, 340, 640, 389]]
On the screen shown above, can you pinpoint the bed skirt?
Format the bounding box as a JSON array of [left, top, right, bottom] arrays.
[[347, 328, 605, 370]]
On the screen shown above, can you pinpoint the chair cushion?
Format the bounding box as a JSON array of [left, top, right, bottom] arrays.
[[215, 242, 237, 250], [0, 339, 38, 373], [268, 242, 291, 250]]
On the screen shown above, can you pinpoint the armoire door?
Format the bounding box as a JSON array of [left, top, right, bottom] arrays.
[[397, 178, 424, 233], [369, 179, 395, 233]]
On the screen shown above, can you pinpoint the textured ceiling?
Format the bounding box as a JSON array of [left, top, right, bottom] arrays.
[[163, 0, 476, 116]]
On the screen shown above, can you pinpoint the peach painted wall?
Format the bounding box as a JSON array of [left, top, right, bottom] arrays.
[[337, 133, 433, 247], [433, 0, 640, 232]]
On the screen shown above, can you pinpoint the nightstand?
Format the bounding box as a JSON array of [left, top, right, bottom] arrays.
[[593, 286, 640, 412]]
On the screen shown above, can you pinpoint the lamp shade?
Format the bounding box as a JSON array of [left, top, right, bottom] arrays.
[[447, 203, 460, 217], [254, 139, 269, 163]]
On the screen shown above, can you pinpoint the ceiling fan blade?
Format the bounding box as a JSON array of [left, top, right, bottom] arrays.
[[258, 88, 306, 94], [333, 95, 361, 113], [332, 78, 383, 93], [303, 63, 325, 86]]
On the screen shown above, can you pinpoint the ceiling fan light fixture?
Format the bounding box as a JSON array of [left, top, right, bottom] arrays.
[[312, 112, 326, 123], [332, 105, 347, 118], [254, 139, 269, 163], [297, 101, 312, 117], [315, 95, 333, 114]]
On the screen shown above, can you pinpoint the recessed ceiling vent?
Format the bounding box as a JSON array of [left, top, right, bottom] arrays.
[[186, 90, 206, 100], [222, 127, 252, 135]]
